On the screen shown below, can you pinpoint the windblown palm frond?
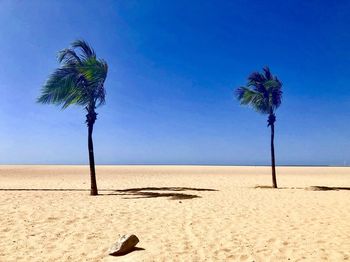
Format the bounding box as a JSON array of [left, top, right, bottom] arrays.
[[38, 40, 108, 110], [263, 66, 272, 80], [236, 67, 282, 114], [57, 49, 81, 64], [71, 40, 96, 60], [236, 87, 270, 114]]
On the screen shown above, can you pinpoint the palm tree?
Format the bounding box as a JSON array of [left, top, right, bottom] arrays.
[[236, 67, 282, 188], [37, 40, 108, 195]]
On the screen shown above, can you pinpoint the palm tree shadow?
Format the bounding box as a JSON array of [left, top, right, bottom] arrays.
[[254, 185, 350, 191], [307, 186, 350, 191], [102, 187, 218, 200], [254, 185, 293, 189], [0, 187, 218, 200]]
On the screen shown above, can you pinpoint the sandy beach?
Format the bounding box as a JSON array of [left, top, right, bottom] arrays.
[[0, 165, 349, 261]]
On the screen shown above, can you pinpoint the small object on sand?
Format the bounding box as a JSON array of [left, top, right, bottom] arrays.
[[109, 234, 140, 256]]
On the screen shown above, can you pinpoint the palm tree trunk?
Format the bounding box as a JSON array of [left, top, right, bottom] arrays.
[[270, 122, 278, 188], [87, 120, 98, 196]]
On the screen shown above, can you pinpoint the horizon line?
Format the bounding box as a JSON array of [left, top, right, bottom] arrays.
[[1, 163, 347, 167]]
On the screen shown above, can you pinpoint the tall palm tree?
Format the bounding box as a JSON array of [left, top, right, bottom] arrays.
[[236, 67, 282, 188], [37, 40, 108, 195]]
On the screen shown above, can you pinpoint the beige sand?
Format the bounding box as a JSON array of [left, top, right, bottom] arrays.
[[0, 165, 349, 261]]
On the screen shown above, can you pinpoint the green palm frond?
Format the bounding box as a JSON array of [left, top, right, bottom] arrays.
[[236, 87, 270, 114], [264, 79, 281, 91], [38, 40, 108, 110], [71, 40, 96, 60], [38, 67, 78, 104], [236, 67, 282, 114], [57, 49, 81, 64], [263, 66, 272, 80]]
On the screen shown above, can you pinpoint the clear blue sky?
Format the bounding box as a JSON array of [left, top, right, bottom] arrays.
[[0, 0, 349, 165]]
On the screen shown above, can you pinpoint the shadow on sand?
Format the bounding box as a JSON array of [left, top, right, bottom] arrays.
[[306, 186, 350, 191], [254, 185, 350, 191], [110, 247, 146, 257], [103, 187, 218, 200], [254, 185, 293, 189], [0, 187, 218, 200]]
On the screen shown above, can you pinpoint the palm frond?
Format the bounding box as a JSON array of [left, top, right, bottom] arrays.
[[248, 71, 265, 84], [37, 66, 85, 108], [236, 67, 283, 114], [263, 66, 272, 80], [94, 59, 108, 106], [71, 40, 96, 60], [264, 79, 280, 90], [271, 88, 282, 109], [38, 39, 108, 110], [236, 87, 270, 114], [76, 57, 108, 107], [58, 49, 81, 64]]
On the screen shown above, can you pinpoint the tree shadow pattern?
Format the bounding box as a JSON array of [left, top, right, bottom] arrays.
[[0, 187, 218, 200], [306, 186, 350, 191], [103, 187, 218, 200], [254, 185, 350, 191]]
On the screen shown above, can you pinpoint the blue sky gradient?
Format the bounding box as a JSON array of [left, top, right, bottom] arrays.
[[0, 0, 349, 165]]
